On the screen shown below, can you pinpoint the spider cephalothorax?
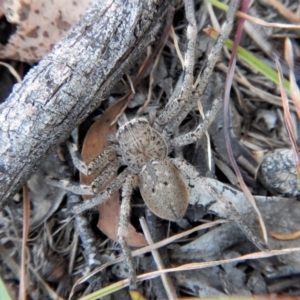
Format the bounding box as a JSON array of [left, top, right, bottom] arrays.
[[117, 118, 168, 171]]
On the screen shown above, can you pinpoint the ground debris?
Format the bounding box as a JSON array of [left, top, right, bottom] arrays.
[[1, 0, 300, 299]]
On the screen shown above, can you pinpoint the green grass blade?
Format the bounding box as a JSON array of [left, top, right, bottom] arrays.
[[227, 38, 290, 91], [0, 277, 13, 300]]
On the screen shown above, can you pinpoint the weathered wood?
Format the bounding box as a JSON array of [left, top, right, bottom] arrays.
[[0, 0, 171, 209]]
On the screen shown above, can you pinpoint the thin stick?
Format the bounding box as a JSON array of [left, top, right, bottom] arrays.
[[19, 185, 30, 300], [140, 217, 177, 300], [71, 220, 227, 291]]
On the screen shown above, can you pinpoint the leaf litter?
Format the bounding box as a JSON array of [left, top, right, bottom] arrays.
[[1, 0, 300, 299]]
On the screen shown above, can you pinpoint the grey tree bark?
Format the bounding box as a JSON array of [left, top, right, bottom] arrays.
[[0, 0, 171, 209]]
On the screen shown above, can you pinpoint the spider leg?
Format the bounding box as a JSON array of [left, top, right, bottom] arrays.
[[155, 0, 241, 138], [45, 176, 93, 195], [87, 146, 117, 175], [171, 158, 268, 251], [69, 194, 103, 267], [72, 169, 130, 214], [46, 158, 119, 194], [91, 159, 120, 193], [47, 169, 130, 213], [154, 0, 197, 133], [67, 141, 116, 176], [118, 174, 138, 290], [170, 96, 222, 148]]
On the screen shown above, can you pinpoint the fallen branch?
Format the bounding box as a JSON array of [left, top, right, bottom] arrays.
[[0, 0, 171, 209]]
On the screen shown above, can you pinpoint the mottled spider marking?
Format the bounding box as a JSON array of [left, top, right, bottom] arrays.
[[117, 118, 168, 172], [139, 158, 189, 221]]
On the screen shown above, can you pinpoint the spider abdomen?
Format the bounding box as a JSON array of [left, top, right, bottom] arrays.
[[138, 158, 189, 221]]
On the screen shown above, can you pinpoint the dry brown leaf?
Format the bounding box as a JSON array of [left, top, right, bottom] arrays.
[[80, 99, 147, 247], [0, 0, 93, 62], [270, 230, 300, 241]]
